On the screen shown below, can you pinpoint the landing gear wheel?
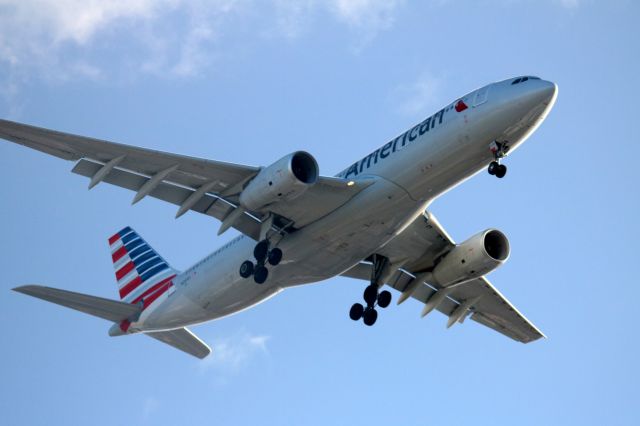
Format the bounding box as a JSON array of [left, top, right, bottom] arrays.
[[253, 265, 269, 284], [239, 260, 254, 278], [267, 248, 283, 266], [363, 307, 378, 326], [488, 161, 499, 176], [349, 303, 364, 321], [254, 240, 270, 263], [363, 285, 378, 306], [377, 290, 392, 308], [495, 164, 507, 178]]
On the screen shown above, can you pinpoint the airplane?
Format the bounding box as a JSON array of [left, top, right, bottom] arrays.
[[1, 75, 557, 358]]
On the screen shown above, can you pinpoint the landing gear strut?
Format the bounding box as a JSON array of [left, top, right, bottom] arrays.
[[488, 141, 509, 179], [349, 254, 392, 326], [239, 239, 283, 284]]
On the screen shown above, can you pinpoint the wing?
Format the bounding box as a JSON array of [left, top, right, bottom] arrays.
[[341, 211, 545, 343], [13, 285, 141, 323], [0, 119, 370, 239], [145, 328, 211, 359]]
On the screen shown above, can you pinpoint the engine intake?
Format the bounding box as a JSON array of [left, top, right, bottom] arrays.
[[239, 151, 319, 211], [431, 229, 510, 287]]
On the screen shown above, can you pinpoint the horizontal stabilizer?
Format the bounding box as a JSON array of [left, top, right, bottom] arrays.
[[145, 328, 211, 359], [13, 285, 140, 323]]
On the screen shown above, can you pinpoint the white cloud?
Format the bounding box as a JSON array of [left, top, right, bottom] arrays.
[[392, 71, 444, 118], [329, 0, 404, 31], [0, 0, 406, 111], [272, 0, 316, 39], [141, 396, 159, 423], [199, 330, 270, 373], [327, 0, 405, 50], [0, 0, 405, 81], [557, 0, 580, 9]]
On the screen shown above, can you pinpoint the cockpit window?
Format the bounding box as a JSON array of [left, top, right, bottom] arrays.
[[512, 76, 540, 85]]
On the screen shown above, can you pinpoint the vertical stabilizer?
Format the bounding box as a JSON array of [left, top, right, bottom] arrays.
[[108, 226, 178, 304]]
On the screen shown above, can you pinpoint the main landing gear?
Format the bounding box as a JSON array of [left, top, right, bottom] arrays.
[[487, 140, 509, 179], [239, 239, 283, 284], [349, 255, 392, 326]]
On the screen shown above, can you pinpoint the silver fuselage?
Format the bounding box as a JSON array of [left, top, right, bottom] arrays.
[[134, 77, 557, 332]]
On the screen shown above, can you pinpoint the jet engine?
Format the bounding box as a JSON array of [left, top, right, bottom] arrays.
[[432, 229, 510, 287], [239, 151, 319, 211]]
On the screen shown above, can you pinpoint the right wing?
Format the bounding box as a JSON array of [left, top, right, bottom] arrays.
[[0, 119, 371, 239], [145, 328, 211, 359], [341, 211, 545, 343]]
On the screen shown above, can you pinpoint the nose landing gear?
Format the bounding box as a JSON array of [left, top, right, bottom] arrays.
[[239, 239, 283, 284], [349, 255, 392, 326], [488, 141, 509, 179], [488, 161, 507, 178]]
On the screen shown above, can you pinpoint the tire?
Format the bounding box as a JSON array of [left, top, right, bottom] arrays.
[[267, 248, 283, 266], [363, 307, 378, 326], [239, 260, 254, 278], [488, 161, 499, 175], [363, 285, 378, 306], [253, 265, 269, 284], [349, 303, 364, 321], [496, 164, 507, 178], [377, 290, 392, 308], [253, 240, 269, 263]]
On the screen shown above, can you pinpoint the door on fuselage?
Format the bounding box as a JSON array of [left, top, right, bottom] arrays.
[[473, 86, 490, 107]]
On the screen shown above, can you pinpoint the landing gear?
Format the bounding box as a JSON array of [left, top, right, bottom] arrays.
[[267, 248, 283, 266], [377, 290, 392, 308], [239, 239, 283, 284], [349, 303, 364, 321], [362, 307, 378, 326], [239, 260, 254, 278], [253, 265, 269, 284], [488, 161, 507, 178], [488, 141, 509, 179], [349, 255, 392, 326]]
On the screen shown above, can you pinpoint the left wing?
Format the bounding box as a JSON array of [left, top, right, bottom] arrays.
[[0, 119, 370, 239], [13, 285, 141, 323], [341, 211, 545, 343]]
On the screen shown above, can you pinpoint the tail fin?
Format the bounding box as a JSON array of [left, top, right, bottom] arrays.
[[108, 226, 178, 303]]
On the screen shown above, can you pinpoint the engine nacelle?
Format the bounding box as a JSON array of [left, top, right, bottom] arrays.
[[239, 151, 319, 211], [432, 229, 510, 287]]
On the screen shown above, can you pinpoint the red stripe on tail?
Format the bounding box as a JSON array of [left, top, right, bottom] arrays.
[[119, 276, 142, 299], [131, 275, 176, 305], [116, 261, 135, 281], [112, 246, 127, 263]]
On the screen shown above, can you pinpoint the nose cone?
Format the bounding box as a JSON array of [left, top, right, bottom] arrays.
[[496, 78, 558, 129], [532, 80, 557, 105], [519, 79, 558, 110]]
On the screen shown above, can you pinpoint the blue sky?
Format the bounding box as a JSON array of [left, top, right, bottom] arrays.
[[1, 1, 638, 424]]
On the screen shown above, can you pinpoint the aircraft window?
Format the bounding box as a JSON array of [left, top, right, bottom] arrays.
[[511, 78, 522, 85], [522, 77, 529, 82]]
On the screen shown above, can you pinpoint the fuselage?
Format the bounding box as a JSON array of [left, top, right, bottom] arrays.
[[132, 76, 558, 332]]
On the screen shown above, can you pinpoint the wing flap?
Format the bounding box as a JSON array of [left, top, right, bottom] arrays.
[[72, 159, 262, 239], [145, 328, 211, 359], [13, 285, 140, 322]]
